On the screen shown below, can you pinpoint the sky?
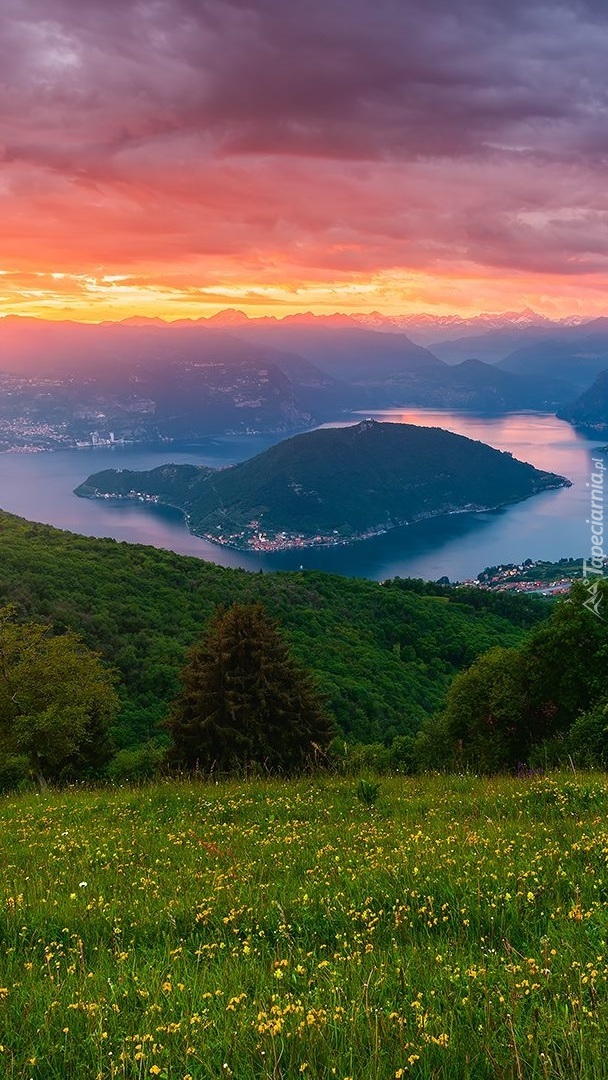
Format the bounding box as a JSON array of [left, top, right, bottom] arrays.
[[1, 0, 607, 321]]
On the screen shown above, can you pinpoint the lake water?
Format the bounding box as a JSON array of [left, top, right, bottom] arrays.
[[0, 410, 603, 581]]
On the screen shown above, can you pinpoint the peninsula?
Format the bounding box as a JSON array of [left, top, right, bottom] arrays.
[[75, 420, 570, 551]]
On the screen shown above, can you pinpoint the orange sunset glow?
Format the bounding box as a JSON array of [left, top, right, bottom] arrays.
[[1, 0, 607, 322]]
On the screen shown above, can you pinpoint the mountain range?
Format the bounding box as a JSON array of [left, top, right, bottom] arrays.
[[1, 310, 608, 451]]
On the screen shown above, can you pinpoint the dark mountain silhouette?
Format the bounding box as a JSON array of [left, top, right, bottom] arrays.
[[497, 327, 608, 389], [557, 370, 608, 434], [0, 316, 574, 453]]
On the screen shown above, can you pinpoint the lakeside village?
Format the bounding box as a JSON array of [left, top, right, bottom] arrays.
[[87, 489, 602, 594], [0, 430, 131, 453], [0, 373, 162, 452], [89, 489, 373, 551], [0, 412, 131, 453], [460, 561, 584, 596]]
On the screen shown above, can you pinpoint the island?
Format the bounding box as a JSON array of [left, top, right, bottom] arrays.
[[75, 419, 571, 551]]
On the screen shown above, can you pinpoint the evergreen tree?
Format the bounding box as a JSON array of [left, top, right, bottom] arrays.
[[166, 603, 334, 773]]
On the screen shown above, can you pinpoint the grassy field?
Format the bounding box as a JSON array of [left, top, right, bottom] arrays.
[[2, 774, 608, 1079]]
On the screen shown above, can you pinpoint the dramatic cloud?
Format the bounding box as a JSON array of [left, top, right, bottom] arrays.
[[1, 0, 607, 317]]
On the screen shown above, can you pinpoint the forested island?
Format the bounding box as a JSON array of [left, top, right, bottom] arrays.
[[75, 419, 570, 551]]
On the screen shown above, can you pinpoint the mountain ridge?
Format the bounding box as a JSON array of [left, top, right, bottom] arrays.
[[0, 315, 578, 453], [557, 369, 608, 434]]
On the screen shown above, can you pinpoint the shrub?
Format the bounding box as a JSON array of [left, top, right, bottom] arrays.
[[355, 778, 381, 808]]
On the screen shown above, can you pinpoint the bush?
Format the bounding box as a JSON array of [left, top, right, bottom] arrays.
[[0, 753, 30, 793], [567, 704, 608, 768], [107, 742, 166, 782], [355, 778, 381, 808]]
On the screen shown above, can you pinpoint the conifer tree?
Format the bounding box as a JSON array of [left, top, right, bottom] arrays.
[[166, 603, 334, 773]]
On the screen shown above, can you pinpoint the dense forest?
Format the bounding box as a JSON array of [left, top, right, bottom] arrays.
[[419, 575, 608, 773], [0, 509, 546, 773], [1, 507, 606, 786]]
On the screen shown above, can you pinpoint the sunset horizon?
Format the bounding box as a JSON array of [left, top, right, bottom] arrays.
[[0, 301, 605, 326], [0, 304, 604, 326], [2, 0, 607, 323]]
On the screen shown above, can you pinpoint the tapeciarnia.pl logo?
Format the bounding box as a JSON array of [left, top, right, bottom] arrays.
[[583, 457, 606, 618]]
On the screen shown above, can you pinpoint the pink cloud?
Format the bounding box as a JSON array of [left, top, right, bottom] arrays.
[[1, 0, 607, 315]]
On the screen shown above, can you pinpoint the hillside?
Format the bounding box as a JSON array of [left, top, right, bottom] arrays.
[[0, 318, 339, 448], [0, 509, 546, 752], [208, 319, 444, 382], [0, 316, 580, 453], [76, 419, 570, 550], [498, 328, 608, 389], [2, 773, 608, 1079], [427, 319, 608, 384], [557, 369, 608, 434], [432, 358, 572, 410], [427, 325, 561, 364]]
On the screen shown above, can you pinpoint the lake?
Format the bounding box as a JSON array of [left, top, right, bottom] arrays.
[[0, 410, 602, 581]]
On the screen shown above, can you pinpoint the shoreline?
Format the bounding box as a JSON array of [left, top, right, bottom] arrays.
[[76, 474, 571, 553]]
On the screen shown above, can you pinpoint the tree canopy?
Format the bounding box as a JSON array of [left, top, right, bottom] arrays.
[[427, 580, 608, 772], [0, 509, 545, 754], [166, 602, 335, 774], [0, 605, 118, 787]]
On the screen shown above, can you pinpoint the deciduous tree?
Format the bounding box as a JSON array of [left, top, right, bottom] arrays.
[[0, 605, 118, 787]]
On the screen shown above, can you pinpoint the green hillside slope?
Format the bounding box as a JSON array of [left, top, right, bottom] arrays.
[[0, 510, 546, 752]]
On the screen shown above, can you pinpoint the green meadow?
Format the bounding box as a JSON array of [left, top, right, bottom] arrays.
[[2, 773, 608, 1079]]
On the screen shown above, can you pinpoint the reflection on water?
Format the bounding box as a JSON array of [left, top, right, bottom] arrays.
[[0, 412, 602, 581], [357, 408, 583, 478]]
